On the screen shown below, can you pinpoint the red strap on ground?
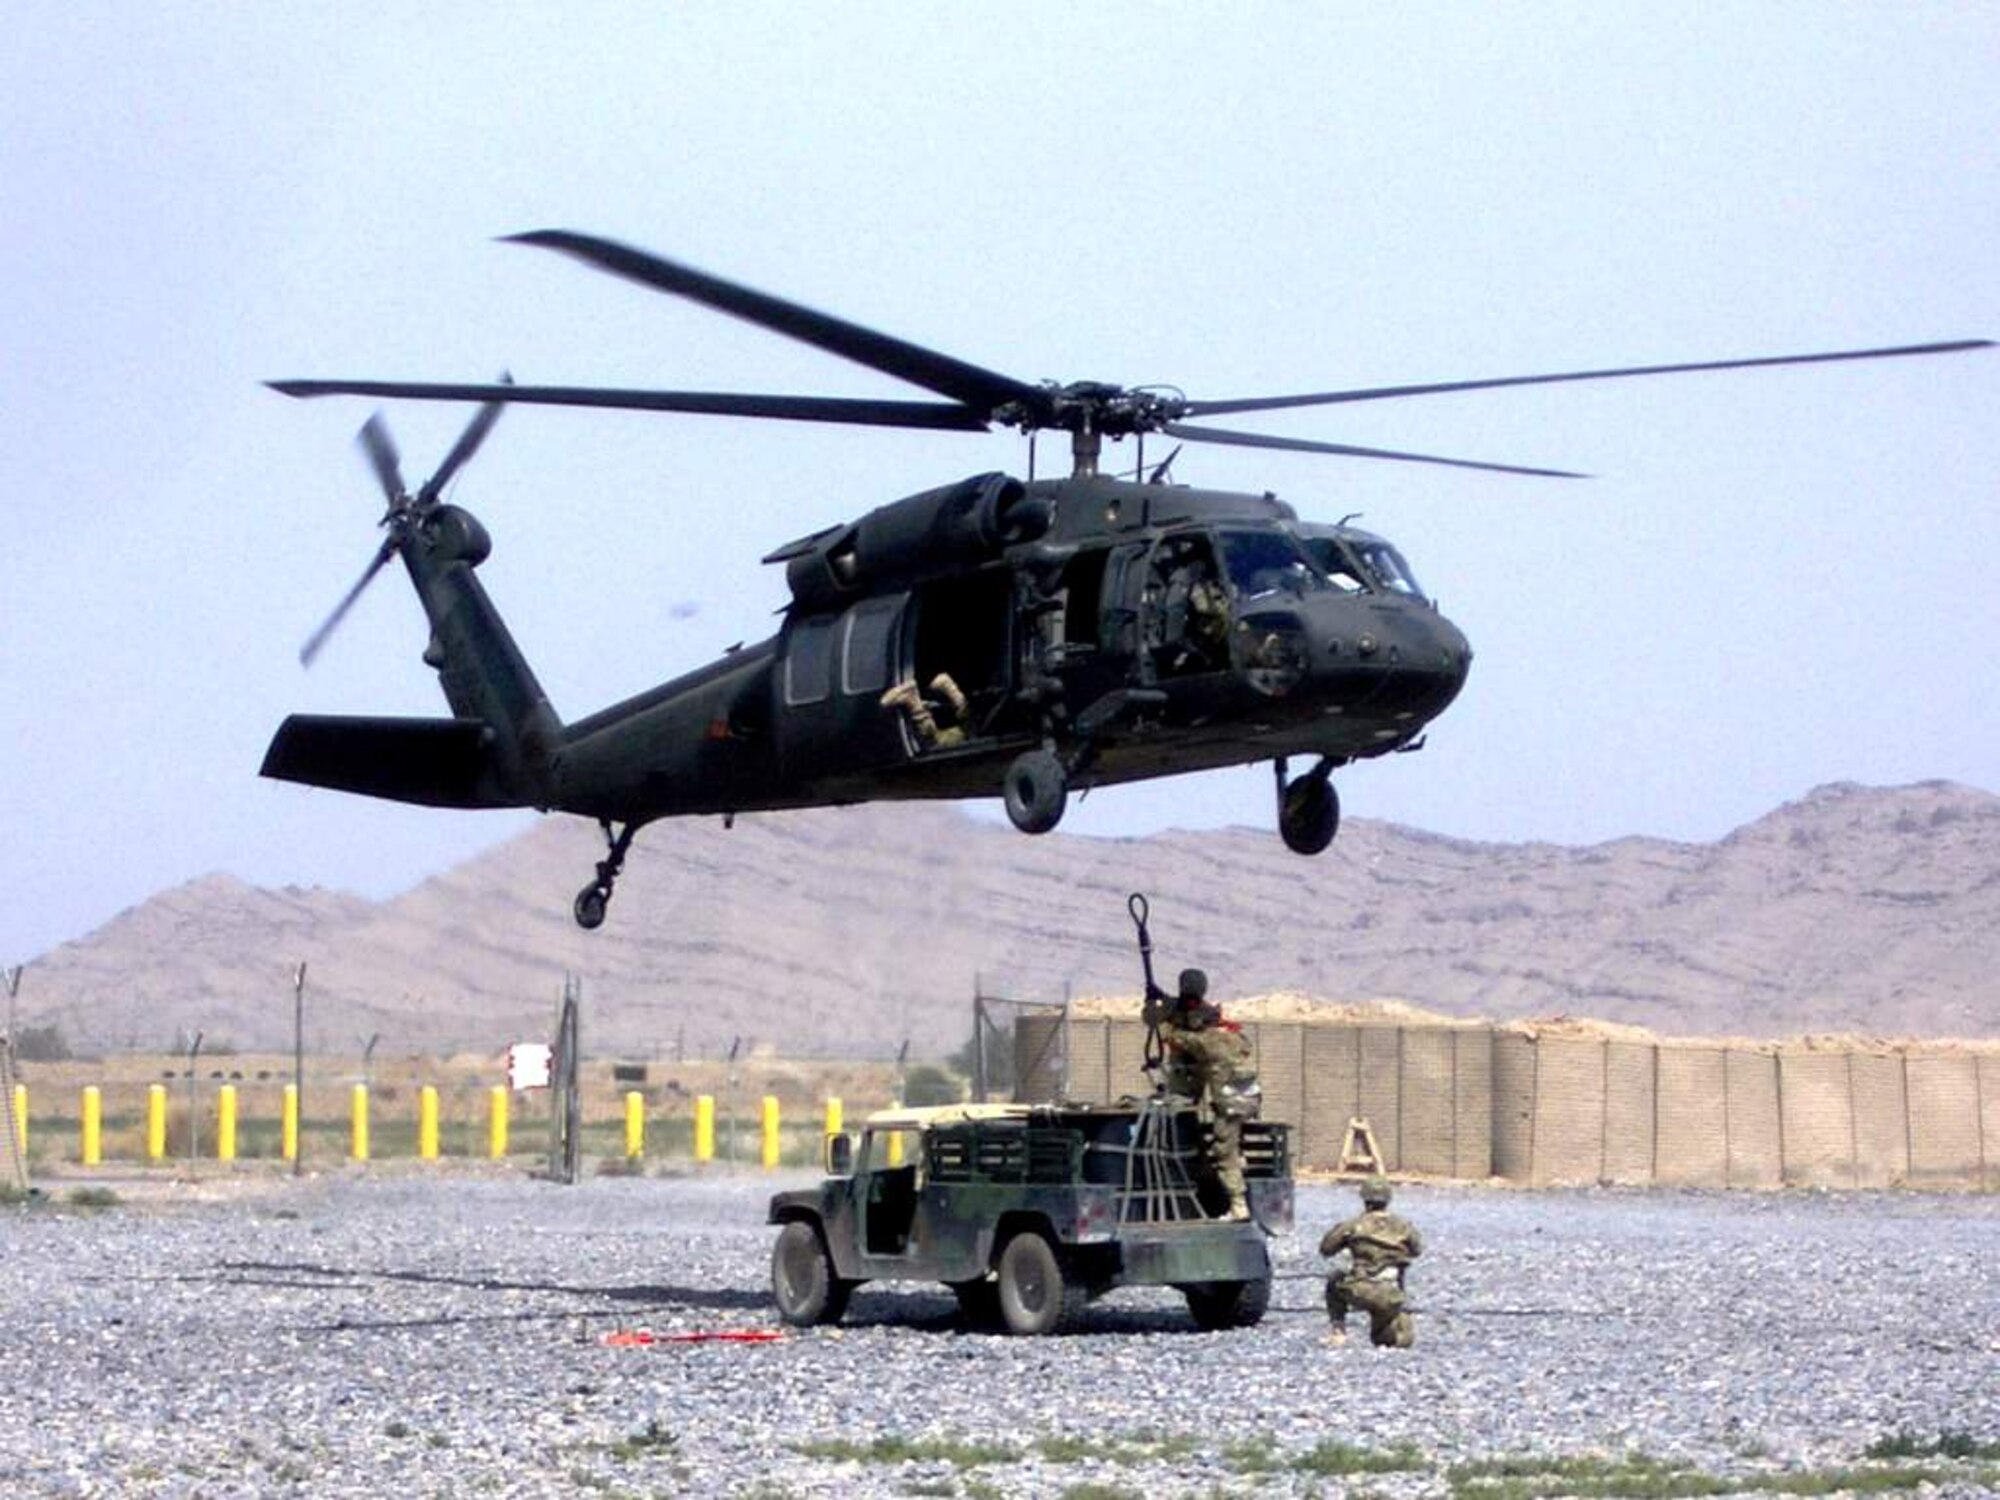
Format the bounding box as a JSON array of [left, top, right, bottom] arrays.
[[601, 1328, 786, 1347]]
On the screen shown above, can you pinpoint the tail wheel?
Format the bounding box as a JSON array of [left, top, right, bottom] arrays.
[[771, 1220, 852, 1326], [995, 1231, 1086, 1336], [1002, 749, 1068, 835]]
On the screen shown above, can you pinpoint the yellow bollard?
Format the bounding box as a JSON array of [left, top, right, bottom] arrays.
[[12, 1084, 24, 1160], [146, 1084, 167, 1162], [419, 1085, 439, 1161], [694, 1094, 714, 1163], [825, 1097, 843, 1139], [489, 1086, 509, 1159], [281, 1084, 299, 1163], [624, 1091, 644, 1159], [760, 1095, 781, 1170], [217, 1085, 237, 1163], [351, 1084, 369, 1162], [81, 1085, 101, 1167]]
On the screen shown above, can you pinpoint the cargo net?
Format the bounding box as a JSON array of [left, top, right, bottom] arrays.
[[0, 1036, 25, 1195], [1109, 1097, 1207, 1225]]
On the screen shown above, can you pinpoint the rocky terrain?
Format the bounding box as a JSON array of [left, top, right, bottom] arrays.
[[18, 780, 2000, 1059], [2, 1174, 1996, 1498]]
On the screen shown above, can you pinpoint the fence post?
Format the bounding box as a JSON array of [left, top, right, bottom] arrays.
[[81, 1086, 101, 1166], [147, 1084, 167, 1162], [760, 1095, 780, 1169], [694, 1094, 715, 1162], [351, 1084, 370, 1162], [217, 1085, 238, 1163], [624, 1091, 644, 1160]]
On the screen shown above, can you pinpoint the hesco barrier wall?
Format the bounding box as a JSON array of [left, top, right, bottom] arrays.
[[1016, 1010, 1997, 1190], [1018, 1013, 1493, 1180]]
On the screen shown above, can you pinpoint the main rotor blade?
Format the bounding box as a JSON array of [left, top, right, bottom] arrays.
[[272, 378, 992, 432], [505, 229, 1042, 416], [1186, 339, 1995, 418], [300, 537, 399, 667], [355, 414, 406, 505], [418, 379, 509, 505], [1162, 421, 1586, 478]]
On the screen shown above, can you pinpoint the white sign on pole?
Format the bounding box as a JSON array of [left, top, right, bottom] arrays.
[[506, 1043, 552, 1091]]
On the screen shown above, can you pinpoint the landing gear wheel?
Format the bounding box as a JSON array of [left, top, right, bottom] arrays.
[[1181, 1275, 1273, 1331], [1002, 749, 1068, 835], [1279, 772, 1340, 856], [995, 1231, 1086, 1336], [771, 1221, 852, 1326], [573, 819, 639, 929]]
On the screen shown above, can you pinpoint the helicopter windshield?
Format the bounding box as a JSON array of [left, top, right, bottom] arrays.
[[1354, 540, 1426, 599], [1304, 534, 1426, 601], [1297, 536, 1367, 595], [1217, 530, 1324, 600]]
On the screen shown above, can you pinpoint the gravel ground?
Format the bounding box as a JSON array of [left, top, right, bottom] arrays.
[[0, 1169, 1995, 1498]]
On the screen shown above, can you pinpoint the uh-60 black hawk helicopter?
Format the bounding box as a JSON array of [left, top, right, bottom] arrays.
[[263, 230, 1989, 929]]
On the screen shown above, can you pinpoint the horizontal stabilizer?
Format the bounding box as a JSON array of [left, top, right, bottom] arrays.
[[260, 715, 518, 809]]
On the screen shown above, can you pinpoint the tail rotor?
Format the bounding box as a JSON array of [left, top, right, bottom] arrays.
[[298, 379, 510, 666]]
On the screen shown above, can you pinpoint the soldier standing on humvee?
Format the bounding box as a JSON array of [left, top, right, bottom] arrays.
[[1156, 968, 1260, 1221], [1320, 1175, 1423, 1347]]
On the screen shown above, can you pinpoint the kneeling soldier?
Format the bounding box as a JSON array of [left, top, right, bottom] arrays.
[[1320, 1176, 1422, 1347]]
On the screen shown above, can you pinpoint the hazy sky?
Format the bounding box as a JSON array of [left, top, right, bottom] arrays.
[[3, 4, 1995, 962]]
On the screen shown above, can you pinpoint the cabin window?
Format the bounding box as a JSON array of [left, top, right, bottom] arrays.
[[785, 616, 836, 705], [841, 597, 903, 696]]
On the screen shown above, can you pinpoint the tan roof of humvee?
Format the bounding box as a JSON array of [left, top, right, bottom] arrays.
[[859, 1102, 1038, 1131]]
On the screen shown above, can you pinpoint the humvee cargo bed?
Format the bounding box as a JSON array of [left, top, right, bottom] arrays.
[[767, 1100, 1291, 1335]]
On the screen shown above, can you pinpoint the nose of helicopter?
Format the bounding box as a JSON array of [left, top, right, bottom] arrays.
[[1307, 598, 1473, 726]]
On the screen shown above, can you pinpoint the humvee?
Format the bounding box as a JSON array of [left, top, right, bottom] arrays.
[[766, 1100, 1291, 1335]]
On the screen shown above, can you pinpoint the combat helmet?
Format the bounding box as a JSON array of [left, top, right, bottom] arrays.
[[1361, 1175, 1392, 1207]]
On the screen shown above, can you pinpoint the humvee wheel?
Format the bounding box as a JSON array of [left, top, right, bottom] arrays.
[[772, 1221, 852, 1326], [1182, 1275, 1272, 1331], [996, 1231, 1086, 1336]]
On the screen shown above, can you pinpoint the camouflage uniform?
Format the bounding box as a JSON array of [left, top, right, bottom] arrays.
[[1319, 1179, 1422, 1347], [880, 673, 968, 748], [1157, 969, 1259, 1219]]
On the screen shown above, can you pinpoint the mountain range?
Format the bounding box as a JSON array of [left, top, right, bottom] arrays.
[[19, 780, 1998, 1060]]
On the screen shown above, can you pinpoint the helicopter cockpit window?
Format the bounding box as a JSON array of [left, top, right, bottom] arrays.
[[784, 616, 835, 706], [1352, 541, 1427, 600], [1217, 530, 1324, 601], [1298, 537, 1368, 594]]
